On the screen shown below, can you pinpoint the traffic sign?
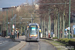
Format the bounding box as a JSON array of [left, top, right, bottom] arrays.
[[67, 27, 70, 30], [12, 25, 15, 29]]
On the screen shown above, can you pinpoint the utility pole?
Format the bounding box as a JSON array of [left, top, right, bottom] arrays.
[[11, 14, 17, 38], [31, 14, 33, 23], [41, 19, 43, 37], [32, 0, 33, 5], [68, 0, 71, 39], [42, 19, 44, 37], [40, 17, 42, 37], [6, 10, 8, 36], [26, 0, 28, 4], [24, 26, 26, 35], [3, 15, 4, 30], [20, 16, 22, 35], [11, 10, 13, 34], [44, 16, 45, 37], [35, 0, 36, 3]]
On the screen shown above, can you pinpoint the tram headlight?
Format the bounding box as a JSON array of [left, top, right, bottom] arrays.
[[35, 34, 38, 37], [30, 35, 36, 37]]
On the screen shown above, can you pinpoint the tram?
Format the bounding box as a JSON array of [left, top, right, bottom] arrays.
[[26, 23, 40, 41]]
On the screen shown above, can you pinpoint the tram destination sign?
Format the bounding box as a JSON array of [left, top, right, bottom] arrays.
[[30, 26, 36, 27]]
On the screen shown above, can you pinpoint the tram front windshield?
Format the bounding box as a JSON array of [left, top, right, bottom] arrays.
[[29, 26, 38, 35]]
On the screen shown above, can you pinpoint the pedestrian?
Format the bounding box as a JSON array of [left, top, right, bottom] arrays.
[[61, 31, 62, 37], [15, 30, 17, 37], [51, 32, 53, 37], [17, 30, 19, 38]]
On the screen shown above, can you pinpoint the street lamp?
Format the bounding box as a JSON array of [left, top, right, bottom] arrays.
[[19, 16, 22, 35], [31, 14, 33, 23]]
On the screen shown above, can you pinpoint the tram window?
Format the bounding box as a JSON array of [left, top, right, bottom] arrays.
[[32, 27, 36, 30], [29, 27, 38, 35]]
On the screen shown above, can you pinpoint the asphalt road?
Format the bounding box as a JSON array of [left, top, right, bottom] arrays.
[[0, 37, 19, 50], [22, 39, 56, 50]]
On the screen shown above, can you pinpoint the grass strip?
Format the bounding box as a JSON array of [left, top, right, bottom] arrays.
[[45, 40, 68, 50]]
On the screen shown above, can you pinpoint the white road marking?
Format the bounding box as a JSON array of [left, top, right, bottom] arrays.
[[0, 43, 2, 44]]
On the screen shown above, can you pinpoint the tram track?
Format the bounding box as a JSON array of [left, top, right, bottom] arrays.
[[38, 41, 40, 50], [22, 39, 56, 50], [28, 41, 40, 50]]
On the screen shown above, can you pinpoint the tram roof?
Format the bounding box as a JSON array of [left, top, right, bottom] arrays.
[[29, 23, 39, 26]]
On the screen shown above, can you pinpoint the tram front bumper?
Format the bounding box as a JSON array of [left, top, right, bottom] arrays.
[[29, 37, 38, 39], [29, 37, 39, 40]]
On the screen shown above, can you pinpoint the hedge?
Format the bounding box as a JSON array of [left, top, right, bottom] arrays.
[[53, 37, 58, 39], [73, 35, 75, 37], [59, 38, 70, 43], [69, 39, 75, 46], [59, 38, 75, 46]]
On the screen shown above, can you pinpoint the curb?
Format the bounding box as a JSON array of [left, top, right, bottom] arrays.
[[9, 41, 26, 50]]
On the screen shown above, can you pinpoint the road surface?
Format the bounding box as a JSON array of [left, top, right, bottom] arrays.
[[22, 39, 56, 50], [0, 37, 19, 50]]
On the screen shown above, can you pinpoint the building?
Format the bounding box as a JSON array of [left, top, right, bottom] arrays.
[[35, 4, 39, 10]]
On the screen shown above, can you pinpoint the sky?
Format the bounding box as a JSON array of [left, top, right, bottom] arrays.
[[0, 0, 35, 8]]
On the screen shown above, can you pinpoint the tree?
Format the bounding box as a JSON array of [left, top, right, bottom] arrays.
[[38, 0, 75, 38]]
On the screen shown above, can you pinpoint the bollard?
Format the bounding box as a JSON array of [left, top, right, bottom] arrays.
[[41, 33, 43, 38]]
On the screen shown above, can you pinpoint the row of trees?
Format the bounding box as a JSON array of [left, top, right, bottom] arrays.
[[0, 4, 40, 35], [38, 0, 75, 38]]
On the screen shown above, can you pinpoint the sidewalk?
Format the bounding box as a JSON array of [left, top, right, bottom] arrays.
[[0, 36, 13, 43], [9, 35, 26, 50], [0, 35, 26, 42], [0, 36, 12, 45], [14, 35, 26, 42]]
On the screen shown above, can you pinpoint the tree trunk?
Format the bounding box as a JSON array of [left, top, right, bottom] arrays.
[[47, 21, 48, 38], [60, 16, 62, 38], [50, 16, 51, 37], [41, 19, 43, 37], [45, 21, 48, 38], [44, 17, 45, 38], [54, 19, 55, 37], [43, 19, 44, 37], [48, 16, 51, 38], [54, 19, 57, 37], [56, 20, 57, 37], [21, 26, 22, 35], [62, 13, 65, 38], [57, 13, 60, 39]]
